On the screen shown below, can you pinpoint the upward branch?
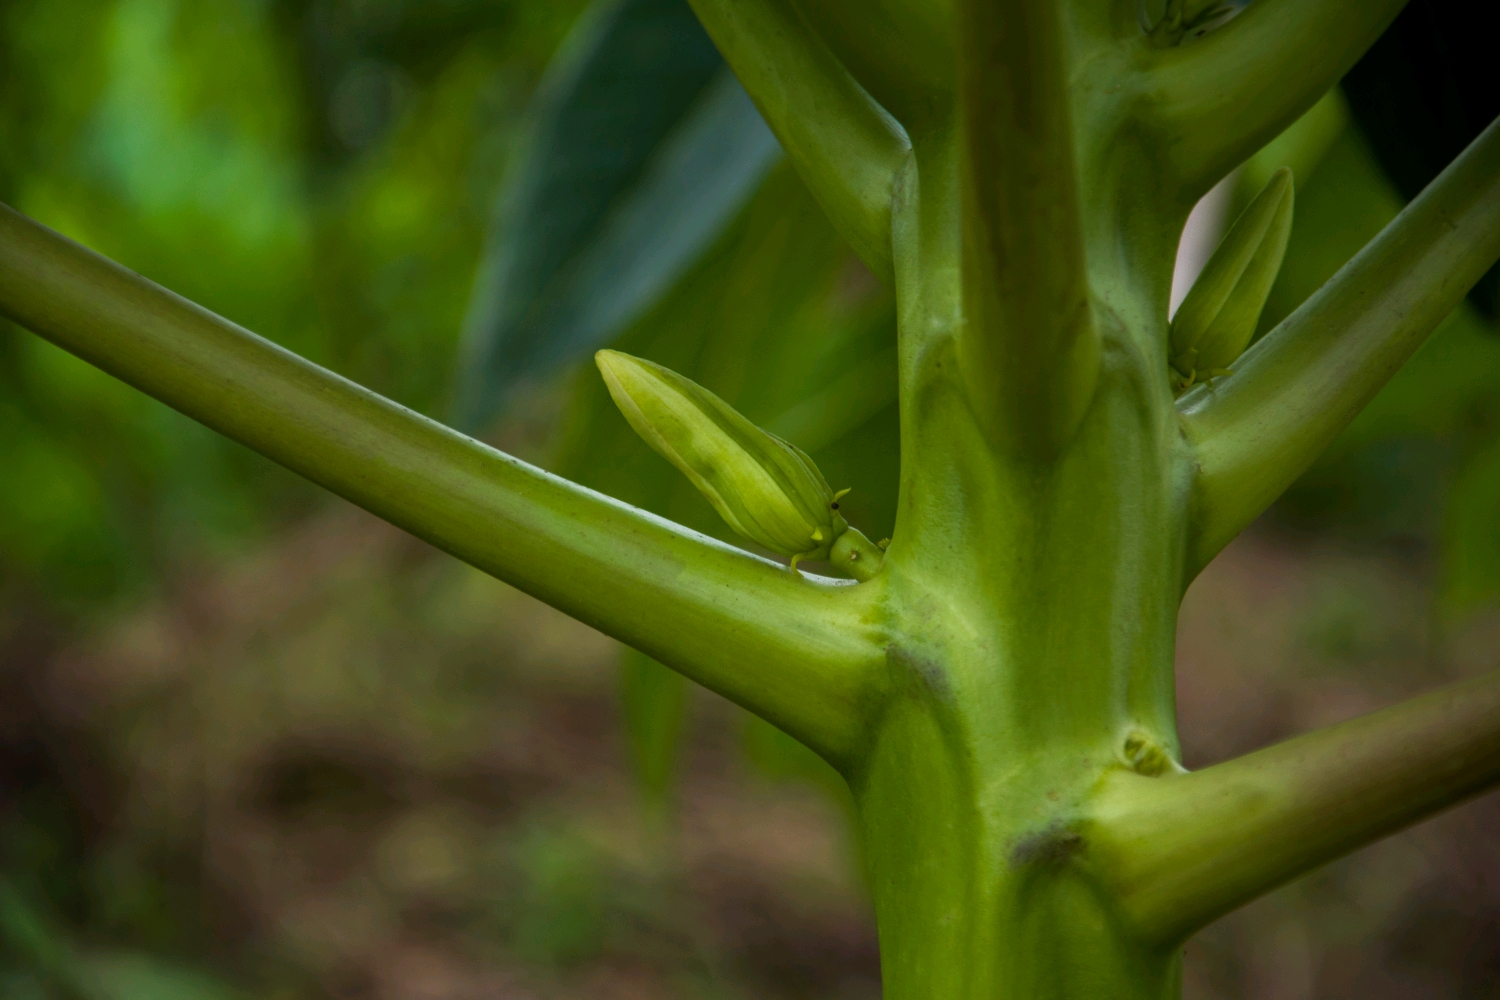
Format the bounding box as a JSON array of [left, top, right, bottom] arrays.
[[686, 0, 910, 285], [1144, 0, 1406, 196], [1093, 670, 1500, 946], [1182, 118, 1500, 571], [0, 205, 885, 766], [956, 0, 1100, 458]]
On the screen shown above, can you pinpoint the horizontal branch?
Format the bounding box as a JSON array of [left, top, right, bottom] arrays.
[[956, 0, 1100, 458], [1182, 117, 1500, 571], [686, 0, 909, 285], [1143, 0, 1405, 196], [0, 204, 885, 766], [1092, 669, 1500, 945]]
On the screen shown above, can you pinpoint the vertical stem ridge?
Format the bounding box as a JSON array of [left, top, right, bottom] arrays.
[[956, 0, 1101, 458]]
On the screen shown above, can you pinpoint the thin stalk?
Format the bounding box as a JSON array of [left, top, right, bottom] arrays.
[[0, 204, 884, 765], [685, 0, 910, 284]]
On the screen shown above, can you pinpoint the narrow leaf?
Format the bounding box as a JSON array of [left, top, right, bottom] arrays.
[[454, 0, 780, 430], [619, 647, 690, 810]]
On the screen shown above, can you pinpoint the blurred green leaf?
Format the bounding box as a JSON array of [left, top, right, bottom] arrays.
[[1, 877, 73, 984], [1342, 0, 1500, 318], [511, 827, 608, 967], [1261, 117, 1500, 609], [1444, 431, 1500, 614], [0, 973, 49, 1000], [620, 648, 690, 810], [454, 0, 781, 430], [0, 408, 115, 592], [1237, 88, 1348, 220], [742, 714, 849, 806], [77, 954, 244, 1000], [1, 0, 559, 604], [2, 878, 242, 1000], [553, 162, 897, 537]]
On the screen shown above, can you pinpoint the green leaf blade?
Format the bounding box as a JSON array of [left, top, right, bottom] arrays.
[[455, 0, 781, 431]]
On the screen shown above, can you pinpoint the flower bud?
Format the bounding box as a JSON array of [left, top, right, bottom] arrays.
[[1170, 167, 1294, 392], [596, 350, 853, 567]]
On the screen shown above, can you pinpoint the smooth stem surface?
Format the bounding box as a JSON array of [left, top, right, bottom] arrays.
[[685, 0, 909, 284], [0, 203, 884, 765], [1183, 117, 1500, 571], [1094, 670, 1500, 946], [790, 0, 952, 128], [1143, 0, 1406, 195], [956, 0, 1099, 457], [863, 112, 1191, 998]]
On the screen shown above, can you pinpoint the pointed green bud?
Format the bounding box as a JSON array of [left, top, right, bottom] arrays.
[[596, 350, 870, 570], [1170, 167, 1294, 391]]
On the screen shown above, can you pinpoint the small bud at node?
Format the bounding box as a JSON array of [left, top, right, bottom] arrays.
[[1170, 168, 1294, 394], [596, 350, 861, 569]]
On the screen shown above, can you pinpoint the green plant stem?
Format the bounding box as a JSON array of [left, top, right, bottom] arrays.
[[790, 0, 951, 128], [956, 0, 1100, 457], [5, 3, 1489, 995], [864, 121, 1191, 998], [1182, 118, 1500, 571], [684, 0, 909, 284], [1092, 669, 1500, 946], [1143, 0, 1406, 195], [0, 203, 883, 765]]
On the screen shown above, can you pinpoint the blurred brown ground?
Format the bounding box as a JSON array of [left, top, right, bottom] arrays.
[[6, 501, 1499, 999]]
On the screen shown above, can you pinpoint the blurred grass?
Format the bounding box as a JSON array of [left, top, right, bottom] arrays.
[[2, 1, 1500, 998]]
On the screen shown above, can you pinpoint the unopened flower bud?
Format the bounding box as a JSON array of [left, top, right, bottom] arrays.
[[1170, 167, 1294, 393], [596, 350, 880, 577]]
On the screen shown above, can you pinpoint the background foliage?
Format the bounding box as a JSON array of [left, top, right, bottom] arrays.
[[2, 0, 1497, 997]]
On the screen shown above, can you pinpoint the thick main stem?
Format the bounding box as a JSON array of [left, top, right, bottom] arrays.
[[859, 132, 1192, 999], [956, 0, 1100, 457]]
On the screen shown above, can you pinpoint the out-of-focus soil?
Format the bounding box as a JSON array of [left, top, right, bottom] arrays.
[[8, 505, 1499, 998]]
